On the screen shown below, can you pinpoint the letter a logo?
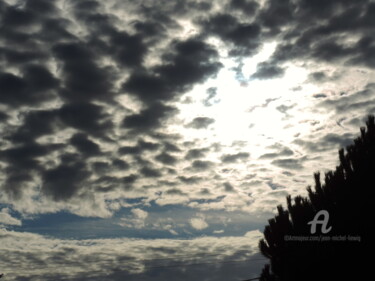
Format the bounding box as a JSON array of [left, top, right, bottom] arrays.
[[308, 210, 332, 234]]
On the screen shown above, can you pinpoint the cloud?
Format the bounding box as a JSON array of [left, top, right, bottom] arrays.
[[223, 182, 236, 192], [0, 228, 265, 281], [229, 0, 259, 15], [0, 69, 56, 107], [202, 87, 220, 107], [140, 166, 162, 178], [178, 175, 202, 184], [70, 133, 101, 157], [0, 142, 63, 198], [185, 148, 209, 160], [199, 12, 261, 56], [294, 132, 355, 153], [0, 208, 21, 226], [119, 208, 149, 229], [122, 38, 222, 105], [122, 102, 178, 132], [155, 152, 178, 165], [259, 143, 294, 159], [250, 61, 285, 80], [191, 160, 214, 171], [187, 117, 215, 129], [190, 217, 209, 230], [271, 158, 304, 170], [58, 102, 113, 134], [41, 160, 90, 201], [221, 152, 250, 163]]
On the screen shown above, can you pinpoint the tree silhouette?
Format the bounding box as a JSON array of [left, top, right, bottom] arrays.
[[258, 115, 375, 281]]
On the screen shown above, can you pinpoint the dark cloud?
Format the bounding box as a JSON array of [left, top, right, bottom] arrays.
[[118, 139, 160, 156], [261, 0, 375, 69], [6, 110, 58, 143], [163, 142, 182, 152], [108, 30, 148, 68], [155, 152, 178, 165], [58, 102, 112, 135], [0, 67, 57, 107], [313, 93, 328, 99], [1, 5, 36, 27], [308, 71, 328, 83], [122, 174, 138, 185], [0, 47, 47, 64], [251, 61, 285, 80], [118, 146, 141, 155], [199, 13, 261, 56], [178, 175, 202, 184], [229, 0, 259, 14], [0, 143, 63, 198], [23, 64, 59, 92], [257, 0, 295, 33], [123, 38, 222, 105], [185, 148, 209, 160], [122, 102, 178, 132], [155, 38, 222, 91], [0, 111, 8, 122], [223, 182, 235, 192], [317, 84, 375, 113], [187, 117, 215, 129], [271, 158, 304, 170], [140, 166, 162, 178], [259, 148, 294, 159], [42, 161, 89, 201], [221, 152, 250, 163], [191, 160, 214, 170], [92, 161, 111, 174], [0, 143, 60, 170], [70, 133, 101, 157], [25, 0, 57, 14], [138, 140, 160, 151], [112, 159, 130, 171], [52, 43, 114, 102], [122, 73, 170, 104]]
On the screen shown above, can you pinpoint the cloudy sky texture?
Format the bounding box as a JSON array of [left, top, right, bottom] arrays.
[[0, 0, 374, 280]]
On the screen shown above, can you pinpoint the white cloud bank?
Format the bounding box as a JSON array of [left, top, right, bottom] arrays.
[[0, 208, 21, 226], [0, 228, 265, 281]]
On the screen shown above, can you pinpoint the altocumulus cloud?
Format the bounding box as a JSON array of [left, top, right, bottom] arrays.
[[0, 0, 373, 216]]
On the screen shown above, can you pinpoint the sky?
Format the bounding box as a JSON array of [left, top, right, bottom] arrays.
[[0, 0, 374, 280]]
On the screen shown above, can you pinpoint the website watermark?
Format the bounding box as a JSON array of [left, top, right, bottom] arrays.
[[284, 234, 361, 242], [308, 210, 332, 234], [284, 209, 362, 242]]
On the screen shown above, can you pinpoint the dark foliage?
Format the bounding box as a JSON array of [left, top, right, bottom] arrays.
[[259, 115, 375, 281]]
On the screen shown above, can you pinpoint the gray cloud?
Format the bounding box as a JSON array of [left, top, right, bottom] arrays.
[[155, 152, 178, 165], [221, 152, 250, 163], [187, 117, 215, 129], [271, 158, 304, 170], [191, 160, 214, 171], [185, 148, 209, 160], [0, 229, 264, 281], [42, 160, 90, 201], [251, 61, 285, 80], [199, 12, 261, 56]]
